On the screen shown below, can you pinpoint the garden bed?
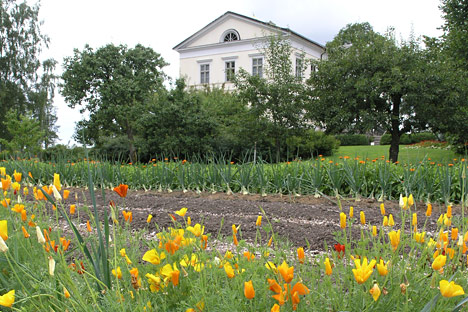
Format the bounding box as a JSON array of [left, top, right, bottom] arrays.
[[71, 188, 444, 251]]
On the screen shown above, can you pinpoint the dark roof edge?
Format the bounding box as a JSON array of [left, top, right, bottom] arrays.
[[173, 11, 325, 51]]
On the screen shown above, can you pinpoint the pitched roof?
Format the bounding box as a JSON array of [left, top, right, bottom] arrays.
[[173, 11, 325, 51]]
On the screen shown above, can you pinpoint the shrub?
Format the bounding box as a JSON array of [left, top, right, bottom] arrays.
[[380, 132, 437, 145], [335, 134, 370, 146], [286, 130, 340, 158]]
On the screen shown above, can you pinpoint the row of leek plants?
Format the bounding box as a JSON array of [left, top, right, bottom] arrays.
[[1, 157, 467, 203]]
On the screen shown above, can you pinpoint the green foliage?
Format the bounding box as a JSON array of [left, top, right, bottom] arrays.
[[440, 0, 468, 69], [235, 35, 310, 162], [0, 0, 57, 145], [60, 44, 168, 162], [41, 144, 86, 162], [308, 23, 434, 163], [286, 130, 340, 158], [335, 134, 370, 146], [380, 132, 438, 145], [0, 110, 44, 154]]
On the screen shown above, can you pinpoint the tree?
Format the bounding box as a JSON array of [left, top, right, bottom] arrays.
[[234, 35, 309, 162], [403, 1, 468, 153], [0, 110, 44, 154], [440, 0, 468, 69], [0, 0, 57, 144], [308, 23, 430, 162], [60, 44, 168, 163]]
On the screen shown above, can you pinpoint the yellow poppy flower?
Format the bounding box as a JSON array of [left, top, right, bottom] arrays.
[[0, 290, 15, 307], [352, 257, 376, 284], [440, 280, 465, 298]]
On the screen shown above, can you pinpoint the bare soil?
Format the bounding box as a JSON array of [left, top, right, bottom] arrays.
[[67, 188, 448, 252]]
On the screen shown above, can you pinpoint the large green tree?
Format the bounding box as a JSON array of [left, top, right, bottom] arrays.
[[60, 44, 168, 162], [0, 0, 57, 147], [308, 23, 431, 162], [234, 35, 309, 162], [413, 0, 468, 152]]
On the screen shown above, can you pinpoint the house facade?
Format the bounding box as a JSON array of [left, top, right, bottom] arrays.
[[173, 11, 326, 89]]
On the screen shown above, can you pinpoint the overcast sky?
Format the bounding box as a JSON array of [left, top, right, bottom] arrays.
[[37, 0, 445, 145]]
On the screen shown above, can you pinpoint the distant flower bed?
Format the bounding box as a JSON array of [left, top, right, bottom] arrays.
[[404, 140, 450, 149]]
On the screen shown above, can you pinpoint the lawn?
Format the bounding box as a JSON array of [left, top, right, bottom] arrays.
[[334, 145, 459, 164]]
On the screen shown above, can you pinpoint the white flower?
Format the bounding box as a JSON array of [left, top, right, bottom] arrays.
[[0, 236, 8, 253], [48, 256, 55, 276], [51, 185, 62, 201], [36, 226, 46, 244]]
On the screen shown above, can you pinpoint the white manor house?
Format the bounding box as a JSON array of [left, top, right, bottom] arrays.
[[173, 11, 326, 89]]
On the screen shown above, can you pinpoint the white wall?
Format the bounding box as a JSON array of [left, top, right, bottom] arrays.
[[177, 14, 325, 88]]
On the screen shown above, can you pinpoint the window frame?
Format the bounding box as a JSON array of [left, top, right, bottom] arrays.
[[295, 57, 303, 79], [252, 57, 263, 78], [200, 63, 210, 84], [225, 61, 236, 82]]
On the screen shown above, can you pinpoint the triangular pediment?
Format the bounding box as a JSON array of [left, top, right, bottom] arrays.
[[173, 12, 282, 51]]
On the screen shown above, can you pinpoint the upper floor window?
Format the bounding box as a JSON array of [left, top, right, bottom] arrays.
[[252, 58, 263, 78], [225, 61, 235, 82], [200, 64, 210, 84], [221, 29, 240, 42]]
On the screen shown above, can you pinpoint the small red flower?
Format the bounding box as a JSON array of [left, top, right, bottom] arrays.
[[334, 244, 345, 258]]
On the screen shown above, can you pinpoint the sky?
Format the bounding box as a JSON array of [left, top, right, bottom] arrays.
[[36, 0, 445, 145]]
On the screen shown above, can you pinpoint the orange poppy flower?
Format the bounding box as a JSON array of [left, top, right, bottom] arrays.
[[122, 211, 132, 223], [113, 184, 128, 198]]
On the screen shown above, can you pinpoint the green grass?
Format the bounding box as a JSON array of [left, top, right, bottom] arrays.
[[334, 145, 459, 164]]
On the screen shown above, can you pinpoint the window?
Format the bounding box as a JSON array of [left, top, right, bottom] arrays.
[[225, 61, 235, 82], [295, 58, 303, 78], [222, 29, 240, 42], [200, 64, 210, 84], [252, 58, 263, 77]]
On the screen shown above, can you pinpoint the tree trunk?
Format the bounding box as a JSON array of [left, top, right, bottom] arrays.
[[126, 125, 137, 164], [389, 96, 401, 163]]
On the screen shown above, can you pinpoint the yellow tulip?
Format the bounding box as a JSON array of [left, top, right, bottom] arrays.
[[380, 203, 385, 216], [412, 213, 417, 227], [372, 225, 377, 237], [349, 206, 354, 218], [360, 211, 366, 225], [388, 214, 395, 226]]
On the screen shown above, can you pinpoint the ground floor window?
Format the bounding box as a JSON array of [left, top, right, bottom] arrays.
[[200, 64, 210, 84], [225, 61, 235, 82]]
